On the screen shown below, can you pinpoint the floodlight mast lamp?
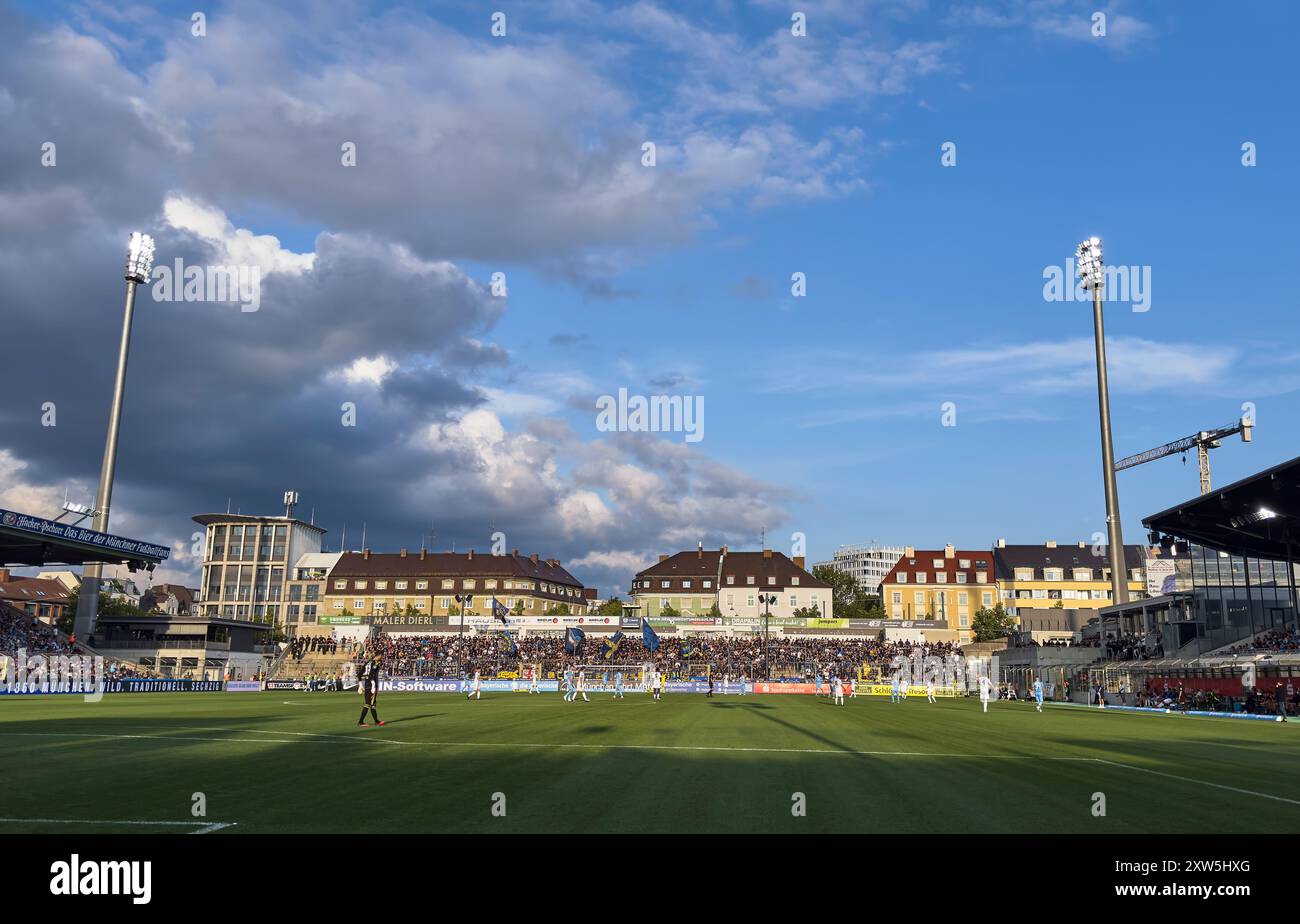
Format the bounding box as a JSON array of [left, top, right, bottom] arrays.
[[1077, 236, 1129, 607], [73, 233, 155, 641]]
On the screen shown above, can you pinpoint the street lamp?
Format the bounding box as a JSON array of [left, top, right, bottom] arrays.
[[759, 593, 777, 679], [455, 595, 474, 635], [1077, 236, 1129, 606], [73, 232, 155, 641]]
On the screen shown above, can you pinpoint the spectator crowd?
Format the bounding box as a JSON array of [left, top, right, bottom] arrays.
[[353, 631, 959, 681]]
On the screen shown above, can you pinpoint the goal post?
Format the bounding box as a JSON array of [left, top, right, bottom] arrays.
[[571, 664, 648, 691]]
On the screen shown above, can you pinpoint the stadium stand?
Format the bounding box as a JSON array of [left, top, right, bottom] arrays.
[[335, 632, 960, 681]]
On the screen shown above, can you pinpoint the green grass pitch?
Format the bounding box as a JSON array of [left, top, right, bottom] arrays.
[[2, 691, 1298, 834]]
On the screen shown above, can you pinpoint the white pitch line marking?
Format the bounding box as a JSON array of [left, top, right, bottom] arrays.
[[5, 729, 1299, 807], [1091, 757, 1300, 807], [0, 817, 237, 833]]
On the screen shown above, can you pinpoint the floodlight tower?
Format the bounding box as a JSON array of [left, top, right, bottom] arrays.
[[1077, 236, 1129, 606], [73, 232, 155, 641]]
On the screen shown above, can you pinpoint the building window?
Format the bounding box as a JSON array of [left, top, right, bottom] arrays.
[[892, 592, 901, 604], [416, 580, 428, 590], [791, 577, 799, 586], [356, 581, 368, 590], [332, 600, 343, 610], [395, 581, 407, 590], [897, 573, 908, 583], [789, 595, 797, 608], [726, 576, 735, 585], [374, 581, 387, 590], [982, 592, 993, 607], [936, 572, 948, 583], [464, 580, 476, 590], [959, 559, 971, 568], [1015, 568, 1033, 581], [353, 599, 364, 609], [1072, 569, 1092, 581], [1043, 568, 1063, 582], [932, 559, 944, 568], [916, 572, 927, 583], [682, 580, 692, 589], [441, 579, 454, 589], [956, 572, 967, 583], [767, 577, 776, 585], [702, 580, 712, 589]]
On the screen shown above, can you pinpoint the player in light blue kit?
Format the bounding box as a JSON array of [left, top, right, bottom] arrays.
[[815, 672, 823, 697], [562, 667, 575, 702], [890, 673, 901, 703], [613, 670, 624, 699], [1033, 677, 1044, 713]]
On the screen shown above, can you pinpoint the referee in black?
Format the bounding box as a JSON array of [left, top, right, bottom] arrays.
[[358, 655, 385, 727]]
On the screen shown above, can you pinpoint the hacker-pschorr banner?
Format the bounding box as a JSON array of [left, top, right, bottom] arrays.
[[0, 508, 170, 561]]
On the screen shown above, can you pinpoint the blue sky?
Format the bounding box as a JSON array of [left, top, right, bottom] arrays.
[[1, 0, 1296, 594]]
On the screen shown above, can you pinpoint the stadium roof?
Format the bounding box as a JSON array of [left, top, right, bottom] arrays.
[[0, 507, 169, 568], [1143, 454, 1300, 561]]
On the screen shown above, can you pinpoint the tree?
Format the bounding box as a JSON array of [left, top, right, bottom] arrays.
[[61, 586, 150, 634], [971, 603, 1016, 642], [811, 565, 875, 619], [659, 602, 681, 618], [706, 601, 722, 618], [792, 605, 822, 620], [595, 597, 624, 618]]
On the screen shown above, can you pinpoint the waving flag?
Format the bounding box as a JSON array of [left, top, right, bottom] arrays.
[[564, 626, 585, 654], [600, 631, 625, 660], [641, 618, 660, 653], [491, 596, 511, 625], [497, 629, 517, 656], [682, 638, 702, 659]]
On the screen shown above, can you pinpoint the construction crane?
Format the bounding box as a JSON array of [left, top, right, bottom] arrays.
[[1115, 418, 1253, 495]]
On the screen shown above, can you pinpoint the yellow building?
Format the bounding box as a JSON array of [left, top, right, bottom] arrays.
[[877, 545, 999, 643], [992, 540, 1147, 637]]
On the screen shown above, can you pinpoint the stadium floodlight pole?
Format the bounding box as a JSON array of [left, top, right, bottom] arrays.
[[759, 594, 776, 679], [74, 232, 155, 642], [1077, 236, 1129, 606]]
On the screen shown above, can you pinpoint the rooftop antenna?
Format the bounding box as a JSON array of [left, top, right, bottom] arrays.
[[310, 507, 315, 526], [341, 523, 346, 551], [283, 490, 299, 519], [361, 522, 366, 551], [226, 498, 231, 514]]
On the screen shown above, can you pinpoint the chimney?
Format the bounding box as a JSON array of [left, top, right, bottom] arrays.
[[0, 568, 9, 582], [944, 544, 955, 558], [721, 545, 728, 555], [362, 550, 370, 560], [512, 549, 519, 557], [419, 549, 427, 560], [1078, 541, 1086, 549], [793, 556, 805, 570], [400, 548, 408, 558], [530, 553, 539, 564], [1046, 540, 1057, 549], [467, 549, 474, 560], [762, 549, 772, 559], [658, 554, 668, 563], [697, 541, 703, 559], [905, 546, 915, 558], [997, 538, 1006, 549], [547, 558, 558, 567]]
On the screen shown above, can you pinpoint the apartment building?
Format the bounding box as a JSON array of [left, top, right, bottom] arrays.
[[193, 511, 327, 622], [877, 545, 998, 641], [812, 544, 906, 598], [322, 548, 587, 626], [630, 546, 831, 620]]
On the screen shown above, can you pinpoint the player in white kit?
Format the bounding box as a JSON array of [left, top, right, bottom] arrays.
[[528, 667, 540, 695], [575, 670, 590, 702], [926, 679, 936, 703], [832, 675, 844, 706], [899, 676, 910, 701], [849, 676, 858, 699], [978, 674, 992, 713], [466, 671, 482, 700]]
